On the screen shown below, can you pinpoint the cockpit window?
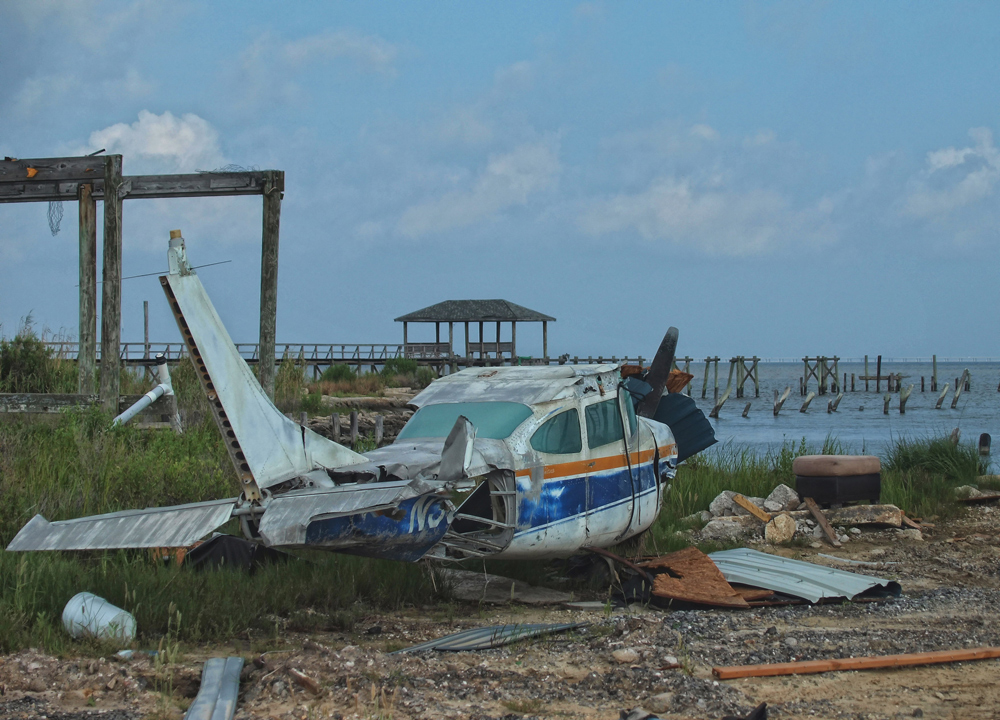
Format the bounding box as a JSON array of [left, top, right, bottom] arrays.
[[530, 409, 582, 454], [397, 402, 533, 440], [585, 398, 625, 449]]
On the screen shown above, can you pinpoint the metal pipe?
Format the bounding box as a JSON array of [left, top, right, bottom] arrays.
[[112, 354, 175, 427]]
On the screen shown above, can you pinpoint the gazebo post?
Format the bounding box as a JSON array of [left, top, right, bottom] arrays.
[[464, 322, 470, 362], [512, 321, 517, 363], [495, 321, 501, 361], [403, 321, 408, 357], [543, 321, 548, 361], [479, 321, 484, 363]]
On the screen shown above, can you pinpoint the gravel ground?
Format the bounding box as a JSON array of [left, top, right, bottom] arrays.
[[3, 505, 1000, 720]]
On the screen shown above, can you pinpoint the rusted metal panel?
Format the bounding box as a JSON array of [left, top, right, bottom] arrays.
[[6, 499, 237, 551], [639, 546, 750, 608]]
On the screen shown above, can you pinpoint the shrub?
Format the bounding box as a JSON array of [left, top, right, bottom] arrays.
[[0, 320, 76, 393], [415, 367, 436, 388], [382, 358, 418, 376], [321, 364, 356, 382]]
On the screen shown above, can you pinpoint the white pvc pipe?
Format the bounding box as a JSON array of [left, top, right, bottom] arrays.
[[112, 383, 167, 426]]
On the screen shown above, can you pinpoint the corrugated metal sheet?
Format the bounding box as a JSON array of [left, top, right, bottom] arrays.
[[256, 481, 425, 546], [709, 548, 901, 604], [6, 499, 237, 551], [395, 622, 586, 653], [184, 656, 243, 720]]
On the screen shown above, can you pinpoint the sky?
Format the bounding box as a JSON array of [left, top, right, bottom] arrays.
[[2, 1, 999, 361]]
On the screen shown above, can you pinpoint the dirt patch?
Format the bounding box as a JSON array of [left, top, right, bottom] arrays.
[[4, 506, 1000, 719]]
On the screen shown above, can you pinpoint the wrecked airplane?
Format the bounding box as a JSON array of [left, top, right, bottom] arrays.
[[7, 232, 716, 562]]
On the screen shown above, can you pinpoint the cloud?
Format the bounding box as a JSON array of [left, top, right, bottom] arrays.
[[11, 74, 75, 117], [903, 127, 1000, 218], [282, 29, 397, 74], [579, 177, 835, 255], [11, 0, 168, 53], [81, 110, 225, 174], [234, 28, 398, 107], [397, 140, 561, 238]]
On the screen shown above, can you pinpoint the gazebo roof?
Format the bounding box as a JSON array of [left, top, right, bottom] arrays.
[[395, 300, 555, 323]]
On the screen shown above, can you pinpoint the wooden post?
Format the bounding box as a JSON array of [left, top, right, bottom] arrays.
[[753, 357, 760, 398], [479, 321, 484, 360], [932, 354, 937, 392], [435, 321, 440, 346], [495, 320, 501, 361], [883, 392, 891, 414], [900, 384, 913, 414], [464, 321, 470, 361], [300, 411, 308, 426], [375, 414, 384, 446], [511, 321, 517, 361], [742, 402, 751, 418], [448, 322, 454, 356], [935, 383, 950, 409], [77, 183, 97, 395], [714, 359, 719, 403], [773, 387, 791, 416], [403, 321, 408, 355], [876, 355, 882, 393], [542, 321, 548, 360], [952, 369, 970, 409], [350, 410, 358, 446], [864, 355, 869, 392], [259, 170, 282, 400], [851, 373, 855, 392], [800, 391, 816, 413], [921, 376, 925, 392], [332, 413, 340, 440], [702, 357, 710, 398], [99, 155, 123, 412]]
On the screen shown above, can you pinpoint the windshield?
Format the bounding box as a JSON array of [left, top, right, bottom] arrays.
[[397, 402, 533, 440]]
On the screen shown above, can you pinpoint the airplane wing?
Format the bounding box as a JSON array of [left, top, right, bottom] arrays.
[[6, 499, 238, 551]]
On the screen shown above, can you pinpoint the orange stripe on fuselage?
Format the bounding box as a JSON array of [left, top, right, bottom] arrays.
[[515, 443, 676, 481]]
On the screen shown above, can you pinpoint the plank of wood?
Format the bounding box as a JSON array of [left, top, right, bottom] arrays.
[[0, 171, 281, 203], [732, 494, 772, 523], [99, 155, 123, 412], [803, 497, 842, 547], [258, 171, 281, 399], [713, 646, 1000, 680], [0, 156, 106, 184], [78, 183, 97, 395]]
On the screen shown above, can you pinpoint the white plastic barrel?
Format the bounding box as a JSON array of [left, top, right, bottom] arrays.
[[62, 592, 136, 645]]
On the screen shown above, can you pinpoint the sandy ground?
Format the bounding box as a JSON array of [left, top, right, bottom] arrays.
[[3, 505, 1000, 720]]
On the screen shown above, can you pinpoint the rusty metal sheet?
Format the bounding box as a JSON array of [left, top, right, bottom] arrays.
[[639, 546, 750, 608], [6, 499, 237, 551]]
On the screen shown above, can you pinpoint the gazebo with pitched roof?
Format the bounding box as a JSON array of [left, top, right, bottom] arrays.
[[395, 300, 555, 363]]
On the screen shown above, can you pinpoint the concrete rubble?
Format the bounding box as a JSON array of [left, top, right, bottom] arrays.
[[697, 484, 910, 546]]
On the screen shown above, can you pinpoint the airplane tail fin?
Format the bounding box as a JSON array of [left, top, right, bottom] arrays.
[[161, 232, 367, 502]]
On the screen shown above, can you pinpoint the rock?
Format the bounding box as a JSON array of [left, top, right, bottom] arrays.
[[766, 483, 800, 511], [838, 534, 850, 543], [612, 648, 639, 664], [849, 527, 861, 535], [662, 654, 679, 666], [699, 510, 713, 523], [784, 637, 798, 648], [869, 548, 886, 557], [897, 528, 923, 542], [646, 692, 674, 714], [764, 514, 796, 544], [709, 491, 738, 517], [809, 542, 822, 549], [955, 485, 985, 500], [700, 516, 761, 541], [763, 500, 783, 513], [28, 678, 46, 693]]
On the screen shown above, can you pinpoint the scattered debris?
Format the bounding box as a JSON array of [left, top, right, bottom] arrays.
[[612, 648, 640, 664], [955, 485, 1000, 503], [184, 657, 243, 720], [732, 494, 771, 523], [763, 513, 796, 544], [713, 646, 1000, 680], [286, 668, 320, 695], [394, 622, 586, 653], [722, 702, 769, 720], [437, 568, 574, 605]]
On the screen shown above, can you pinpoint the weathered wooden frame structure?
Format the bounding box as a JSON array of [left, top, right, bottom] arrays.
[[0, 155, 284, 406]]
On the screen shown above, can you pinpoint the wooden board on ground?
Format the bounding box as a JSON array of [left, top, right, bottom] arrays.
[[804, 497, 842, 547], [733, 494, 772, 523]]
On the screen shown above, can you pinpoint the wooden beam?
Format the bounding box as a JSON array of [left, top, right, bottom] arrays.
[[77, 183, 97, 395], [0, 156, 106, 184], [99, 155, 123, 412], [0, 392, 173, 417], [0, 169, 282, 203], [804, 496, 842, 547], [258, 171, 282, 399], [542, 320, 547, 360], [733, 494, 771, 523], [713, 646, 1000, 680]]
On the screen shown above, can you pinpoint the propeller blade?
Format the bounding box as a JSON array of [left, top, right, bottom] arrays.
[[636, 327, 678, 417]]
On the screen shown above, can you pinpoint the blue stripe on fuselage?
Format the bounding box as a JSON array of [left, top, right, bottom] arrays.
[[515, 460, 658, 533]]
